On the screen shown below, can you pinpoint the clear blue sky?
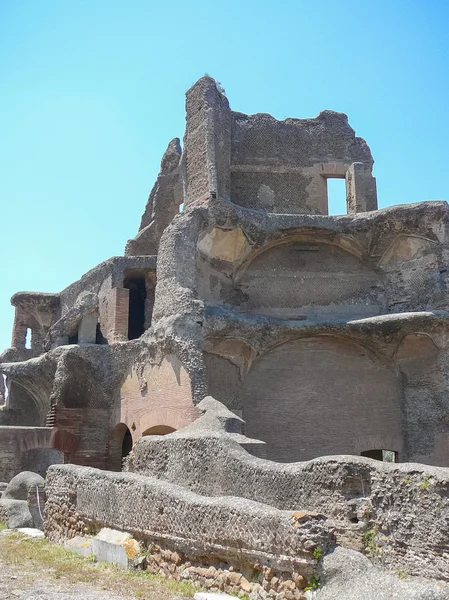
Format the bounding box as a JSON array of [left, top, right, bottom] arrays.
[[1, 0, 448, 352]]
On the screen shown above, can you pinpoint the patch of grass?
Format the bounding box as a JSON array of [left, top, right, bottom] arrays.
[[0, 522, 7, 531], [402, 476, 411, 486], [0, 533, 194, 599], [168, 581, 197, 596], [364, 526, 381, 560], [230, 593, 251, 600], [216, 81, 226, 96], [304, 575, 320, 591], [419, 474, 431, 491], [312, 547, 323, 561], [396, 569, 408, 579]]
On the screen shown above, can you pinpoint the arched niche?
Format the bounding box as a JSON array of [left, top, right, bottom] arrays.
[[7, 382, 47, 426], [242, 335, 402, 462], [233, 238, 385, 320], [393, 333, 439, 382], [394, 332, 438, 361]]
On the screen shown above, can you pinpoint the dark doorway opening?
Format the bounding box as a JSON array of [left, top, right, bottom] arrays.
[[95, 323, 107, 345], [361, 449, 397, 462], [68, 331, 78, 345], [142, 425, 176, 436], [124, 276, 147, 340], [122, 428, 133, 459], [108, 423, 134, 471]]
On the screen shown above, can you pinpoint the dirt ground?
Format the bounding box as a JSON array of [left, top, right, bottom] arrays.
[[0, 557, 135, 600]]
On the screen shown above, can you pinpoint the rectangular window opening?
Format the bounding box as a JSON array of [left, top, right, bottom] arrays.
[[327, 177, 347, 216], [25, 328, 32, 349], [361, 449, 398, 463]]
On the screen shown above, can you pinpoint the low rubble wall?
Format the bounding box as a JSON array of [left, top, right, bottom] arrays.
[[45, 464, 334, 599], [130, 436, 449, 582]]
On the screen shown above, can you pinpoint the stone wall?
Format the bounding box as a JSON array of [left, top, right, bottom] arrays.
[[230, 109, 377, 214], [128, 426, 449, 581], [196, 202, 449, 317], [45, 464, 334, 599], [3, 78, 449, 534], [184, 77, 231, 205], [44, 429, 449, 585], [0, 426, 55, 482], [193, 200, 449, 465]]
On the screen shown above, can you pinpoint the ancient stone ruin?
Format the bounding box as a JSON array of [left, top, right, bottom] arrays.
[[1, 76, 449, 598]]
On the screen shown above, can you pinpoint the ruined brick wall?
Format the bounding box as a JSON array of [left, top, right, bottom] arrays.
[[242, 336, 402, 462], [44, 439, 449, 583], [230, 110, 376, 214], [235, 241, 385, 320], [202, 324, 449, 466], [45, 463, 333, 599], [3, 77, 449, 498], [193, 202, 449, 466], [183, 77, 231, 205], [117, 355, 198, 440], [198, 237, 385, 319], [0, 428, 21, 482], [196, 204, 449, 318], [128, 431, 449, 582], [49, 347, 122, 470], [203, 353, 242, 412], [44, 256, 156, 346]]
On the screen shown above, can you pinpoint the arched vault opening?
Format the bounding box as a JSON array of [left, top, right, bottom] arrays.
[[142, 425, 176, 436], [108, 423, 134, 471]]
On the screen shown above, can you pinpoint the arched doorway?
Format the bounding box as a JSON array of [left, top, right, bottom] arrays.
[[108, 423, 134, 471], [122, 428, 133, 457], [242, 336, 402, 462]]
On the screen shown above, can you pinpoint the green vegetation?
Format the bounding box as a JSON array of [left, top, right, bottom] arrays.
[[216, 81, 226, 96], [304, 575, 320, 591], [402, 476, 411, 486], [419, 474, 431, 491], [0, 522, 6, 531], [396, 569, 408, 579], [312, 547, 323, 561], [364, 526, 380, 560]]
